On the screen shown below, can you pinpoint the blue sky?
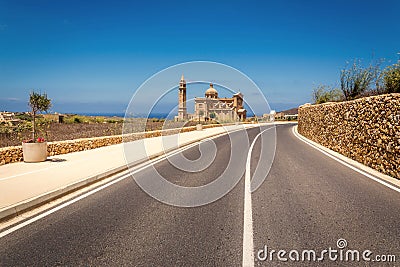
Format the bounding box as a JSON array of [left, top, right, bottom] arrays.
[[0, 0, 399, 114]]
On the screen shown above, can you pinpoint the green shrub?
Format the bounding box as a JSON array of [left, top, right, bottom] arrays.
[[312, 85, 344, 104], [340, 60, 380, 100], [382, 62, 400, 93], [15, 113, 32, 121]]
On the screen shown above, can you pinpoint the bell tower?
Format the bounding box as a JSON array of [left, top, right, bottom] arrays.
[[178, 74, 187, 120]]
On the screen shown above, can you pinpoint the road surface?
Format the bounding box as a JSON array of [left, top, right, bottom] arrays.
[[0, 124, 399, 266]]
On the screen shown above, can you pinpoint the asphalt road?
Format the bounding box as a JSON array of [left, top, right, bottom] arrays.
[[0, 124, 399, 266]]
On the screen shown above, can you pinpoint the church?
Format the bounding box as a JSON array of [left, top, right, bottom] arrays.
[[176, 75, 247, 122]]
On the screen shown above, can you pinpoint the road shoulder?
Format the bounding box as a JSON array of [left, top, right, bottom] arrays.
[[293, 125, 400, 191]]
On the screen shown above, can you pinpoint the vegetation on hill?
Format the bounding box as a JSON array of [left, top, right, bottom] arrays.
[[312, 85, 344, 104], [340, 59, 381, 100], [312, 58, 400, 104], [377, 62, 400, 94]]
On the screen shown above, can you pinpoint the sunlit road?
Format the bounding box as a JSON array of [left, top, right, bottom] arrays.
[[0, 124, 399, 266]]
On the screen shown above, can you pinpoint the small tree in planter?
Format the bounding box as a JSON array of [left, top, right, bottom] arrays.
[[22, 91, 52, 162], [29, 91, 52, 140]]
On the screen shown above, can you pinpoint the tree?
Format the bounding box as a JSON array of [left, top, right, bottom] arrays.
[[340, 59, 380, 100], [381, 62, 400, 93], [29, 91, 52, 141], [312, 85, 344, 104]]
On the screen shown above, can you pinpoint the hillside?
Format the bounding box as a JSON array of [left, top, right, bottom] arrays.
[[278, 107, 298, 115]]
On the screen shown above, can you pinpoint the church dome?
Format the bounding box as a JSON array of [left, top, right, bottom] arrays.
[[205, 83, 218, 98]]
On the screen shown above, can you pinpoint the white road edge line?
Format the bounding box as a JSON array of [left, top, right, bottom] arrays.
[[243, 127, 270, 267], [292, 126, 400, 194], [0, 125, 254, 239]]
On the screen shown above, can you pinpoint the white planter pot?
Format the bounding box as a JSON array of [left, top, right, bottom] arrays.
[[22, 142, 48, 163], [196, 124, 203, 131]]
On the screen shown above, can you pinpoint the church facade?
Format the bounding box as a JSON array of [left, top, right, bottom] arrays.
[[176, 75, 247, 122]]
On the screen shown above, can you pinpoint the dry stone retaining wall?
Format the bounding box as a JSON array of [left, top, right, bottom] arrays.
[[298, 93, 400, 179], [0, 123, 228, 165]]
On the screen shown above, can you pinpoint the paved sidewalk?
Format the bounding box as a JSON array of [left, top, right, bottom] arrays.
[[0, 124, 257, 221]]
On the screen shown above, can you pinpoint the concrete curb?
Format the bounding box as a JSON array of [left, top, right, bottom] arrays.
[[293, 125, 400, 190], [0, 124, 256, 222]]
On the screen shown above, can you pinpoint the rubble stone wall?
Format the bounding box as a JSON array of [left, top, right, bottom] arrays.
[[298, 93, 400, 179]]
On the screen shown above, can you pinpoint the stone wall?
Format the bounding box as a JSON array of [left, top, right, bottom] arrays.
[[298, 93, 400, 179], [0, 123, 228, 165]]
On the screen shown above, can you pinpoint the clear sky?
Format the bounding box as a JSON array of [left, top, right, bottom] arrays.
[[0, 0, 399, 114]]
